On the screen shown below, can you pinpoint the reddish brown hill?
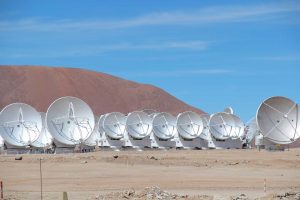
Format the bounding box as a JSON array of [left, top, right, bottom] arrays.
[[0, 65, 204, 116]]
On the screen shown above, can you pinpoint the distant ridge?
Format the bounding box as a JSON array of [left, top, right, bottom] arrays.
[[0, 65, 204, 116]]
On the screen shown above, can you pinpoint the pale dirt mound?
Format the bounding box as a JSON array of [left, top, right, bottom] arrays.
[[0, 65, 204, 116], [92, 186, 212, 200], [230, 191, 300, 200], [93, 188, 300, 200], [3, 189, 300, 200]]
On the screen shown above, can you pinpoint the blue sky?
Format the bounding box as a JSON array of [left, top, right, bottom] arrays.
[[0, 0, 300, 121]]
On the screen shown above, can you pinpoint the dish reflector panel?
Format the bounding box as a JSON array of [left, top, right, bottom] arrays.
[[0, 135, 4, 147], [46, 97, 95, 145], [84, 116, 102, 146], [245, 118, 260, 143], [152, 112, 176, 140], [177, 111, 203, 139], [256, 96, 300, 144], [228, 114, 245, 139], [149, 113, 157, 119], [142, 109, 158, 115], [126, 111, 152, 139], [31, 113, 53, 148], [103, 112, 126, 139], [209, 112, 234, 140], [97, 115, 105, 134], [0, 103, 41, 147], [224, 107, 234, 114], [199, 114, 211, 140]]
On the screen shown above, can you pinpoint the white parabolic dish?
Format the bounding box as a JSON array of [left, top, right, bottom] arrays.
[[97, 115, 105, 135], [84, 116, 102, 147], [103, 112, 126, 140], [46, 96, 95, 145], [224, 107, 234, 114], [0, 103, 42, 147], [177, 111, 203, 139], [0, 134, 4, 147], [126, 111, 152, 139], [199, 114, 211, 141], [228, 114, 245, 140], [152, 112, 176, 140], [31, 113, 53, 148], [256, 96, 300, 144], [209, 112, 233, 140], [245, 118, 260, 143], [142, 109, 158, 115]]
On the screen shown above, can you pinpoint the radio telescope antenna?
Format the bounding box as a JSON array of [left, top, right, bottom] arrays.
[[46, 96, 95, 145], [152, 112, 176, 140], [177, 111, 203, 139], [83, 116, 102, 147], [224, 107, 234, 114], [31, 113, 53, 148], [142, 109, 158, 115], [245, 117, 260, 143], [97, 115, 105, 135], [256, 96, 300, 144], [0, 135, 4, 148], [228, 114, 245, 139], [103, 112, 126, 139], [199, 114, 211, 141], [0, 103, 42, 147], [209, 112, 234, 140], [126, 111, 152, 139]]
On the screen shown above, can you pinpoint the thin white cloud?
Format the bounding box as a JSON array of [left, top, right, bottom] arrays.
[[114, 69, 233, 78], [0, 2, 299, 32], [255, 55, 300, 61], [98, 41, 208, 51], [0, 40, 208, 58]]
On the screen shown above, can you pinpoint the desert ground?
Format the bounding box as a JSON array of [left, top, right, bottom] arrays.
[[0, 148, 300, 200]]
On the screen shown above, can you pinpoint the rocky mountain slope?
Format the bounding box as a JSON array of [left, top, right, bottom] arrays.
[[0, 65, 204, 116]]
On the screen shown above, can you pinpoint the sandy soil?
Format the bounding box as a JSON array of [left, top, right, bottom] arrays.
[[0, 148, 300, 200]]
